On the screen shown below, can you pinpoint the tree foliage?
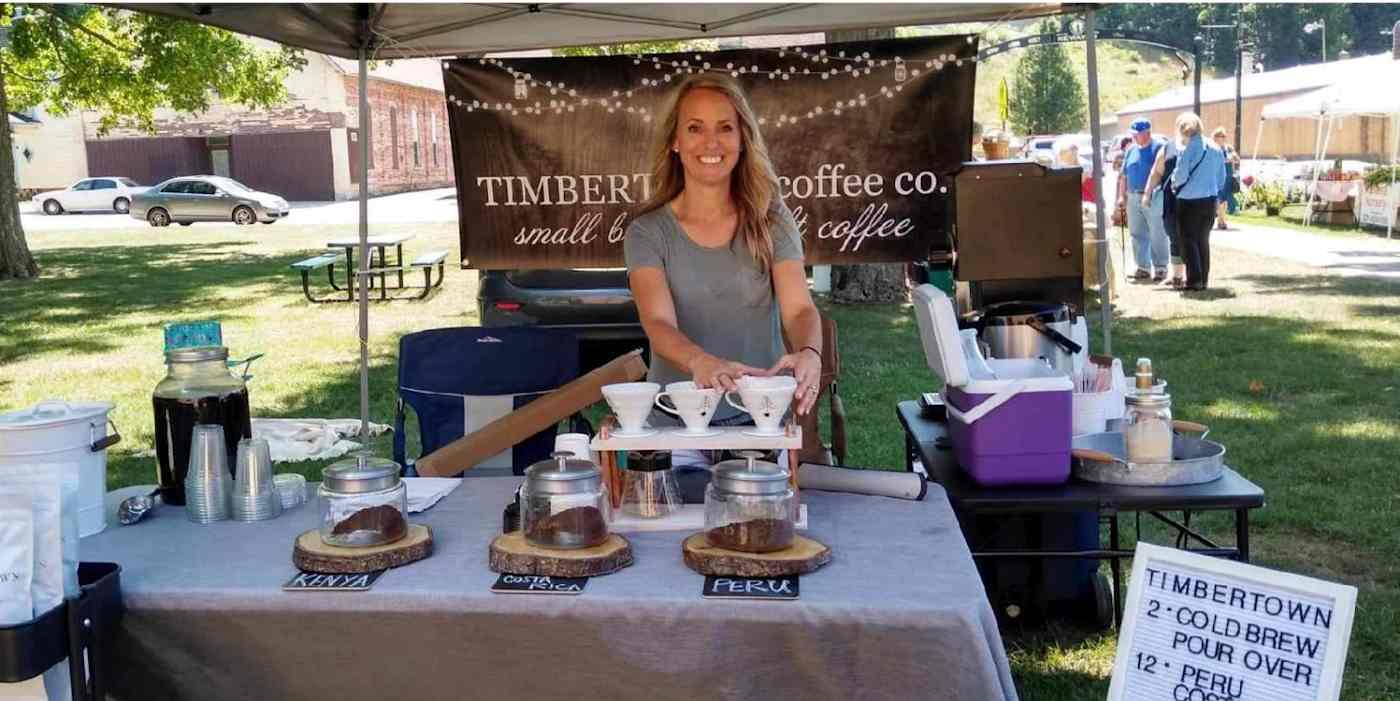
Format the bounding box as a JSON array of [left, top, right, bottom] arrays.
[[0, 4, 307, 279], [555, 40, 711, 58], [3, 4, 306, 135], [1098, 3, 1400, 75], [1009, 20, 1085, 136]]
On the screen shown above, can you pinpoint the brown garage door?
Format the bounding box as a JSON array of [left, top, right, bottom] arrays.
[[85, 137, 209, 187], [229, 131, 334, 201]]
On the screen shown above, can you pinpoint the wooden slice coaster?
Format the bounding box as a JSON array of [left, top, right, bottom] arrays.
[[292, 525, 433, 574], [489, 531, 634, 577], [682, 532, 832, 577]]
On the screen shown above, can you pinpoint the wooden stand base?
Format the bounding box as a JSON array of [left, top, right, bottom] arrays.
[[681, 532, 831, 577], [292, 525, 433, 574], [489, 531, 634, 577]]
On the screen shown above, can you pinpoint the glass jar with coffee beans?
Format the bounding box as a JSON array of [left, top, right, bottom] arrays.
[[522, 452, 611, 549], [318, 454, 408, 548], [704, 451, 796, 553]]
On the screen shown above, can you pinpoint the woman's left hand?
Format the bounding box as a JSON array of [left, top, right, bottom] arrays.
[[768, 349, 822, 416]]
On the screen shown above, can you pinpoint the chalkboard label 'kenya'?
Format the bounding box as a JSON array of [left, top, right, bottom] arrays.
[[702, 576, 799, 601], [491, 574, 589, 595], [283, 569, 385, 592], [1109, 544, 1357, 701]]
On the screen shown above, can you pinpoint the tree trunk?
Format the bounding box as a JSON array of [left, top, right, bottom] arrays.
[[824, 27, 905, 305], [0, 71, 39, 280], [829, 263, 908, 304]]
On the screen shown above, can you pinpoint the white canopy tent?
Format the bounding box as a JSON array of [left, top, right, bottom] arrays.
[[112, 2, 1118, 440], [1258, 57, 1400, 237]]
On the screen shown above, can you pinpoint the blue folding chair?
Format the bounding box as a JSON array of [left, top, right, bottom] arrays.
[[393, 327, 584, 476]]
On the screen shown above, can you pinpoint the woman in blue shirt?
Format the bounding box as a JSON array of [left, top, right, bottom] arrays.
[[1145, 112, 1225, 291]]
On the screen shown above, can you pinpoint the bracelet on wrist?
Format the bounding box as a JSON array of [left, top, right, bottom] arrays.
[[799, 345, 821, 361]]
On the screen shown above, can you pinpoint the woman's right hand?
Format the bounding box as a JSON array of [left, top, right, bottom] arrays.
[[690, 352, 769, 392]]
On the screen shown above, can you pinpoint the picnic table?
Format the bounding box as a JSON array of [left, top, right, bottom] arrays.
[[84, 479, 1020, 700], [291, 233, 446, 302]]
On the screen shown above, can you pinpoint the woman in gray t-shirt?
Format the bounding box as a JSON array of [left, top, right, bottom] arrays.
[[624, 73, 823, 441]]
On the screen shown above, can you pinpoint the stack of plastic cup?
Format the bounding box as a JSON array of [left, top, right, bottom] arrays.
[[274, 473, 307, 510], [232, 438, 281, 521], [185, 425, 232, 523]]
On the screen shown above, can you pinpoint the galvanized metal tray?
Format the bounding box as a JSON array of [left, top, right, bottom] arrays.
[[1071, 431, 1226, 486]]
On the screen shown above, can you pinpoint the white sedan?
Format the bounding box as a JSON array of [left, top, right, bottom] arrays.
[[32, 177, 151, 215]]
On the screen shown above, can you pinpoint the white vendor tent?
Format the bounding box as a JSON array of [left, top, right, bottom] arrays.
[[1259, 56, 1400, 237], [111, 2, 1122, 439]]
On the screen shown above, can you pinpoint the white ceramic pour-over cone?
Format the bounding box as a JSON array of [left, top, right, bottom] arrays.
[[654, 381, 722, 434], [724, 376, 797, 435], [601, 382, 661, 436]]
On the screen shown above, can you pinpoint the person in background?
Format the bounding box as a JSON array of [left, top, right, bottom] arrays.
[[1146, 113, 1225, 291], [1054, 137, 1094, 203], [1213, 127, 1240, 229], [1119, 118, 1171, 282]]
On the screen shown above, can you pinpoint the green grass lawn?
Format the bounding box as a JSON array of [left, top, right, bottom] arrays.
[[4, 219, 1398, 699]]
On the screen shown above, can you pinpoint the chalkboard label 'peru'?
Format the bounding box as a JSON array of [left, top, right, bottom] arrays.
[[491, 574, 588, 595], [283, 569, 385, 592], [1109, 544, 1357, 701], [702, 576, 800, 601]]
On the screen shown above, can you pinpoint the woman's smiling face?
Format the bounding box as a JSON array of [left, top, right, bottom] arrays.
[[673, 87, 743, 188]]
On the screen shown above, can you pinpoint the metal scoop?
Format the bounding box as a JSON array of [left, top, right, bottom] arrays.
[[117, 489, 159, 525]]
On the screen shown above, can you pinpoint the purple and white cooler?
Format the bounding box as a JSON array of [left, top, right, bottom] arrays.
[[913, 285, 1072, 486]]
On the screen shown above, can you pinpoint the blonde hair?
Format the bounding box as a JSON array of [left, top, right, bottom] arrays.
[[637, 73, 782, 272], [1211, 127, 1228, 140], [1176, 112, 1204, 139]]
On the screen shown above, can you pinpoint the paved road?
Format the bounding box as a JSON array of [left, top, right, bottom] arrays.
[[1214, 221, 1400, 281], [20, 187, 461, 231]]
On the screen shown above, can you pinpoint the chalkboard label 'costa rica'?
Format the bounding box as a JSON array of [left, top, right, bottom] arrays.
[[491, 573, 589, 595]]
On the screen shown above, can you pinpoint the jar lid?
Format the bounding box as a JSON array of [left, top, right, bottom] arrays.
[[525, 452, 602, 495], [712, 451, 789, 496], [166, 346, 229, 363], [1126, 391, 1172, 409], [321, 453, 402, 494]]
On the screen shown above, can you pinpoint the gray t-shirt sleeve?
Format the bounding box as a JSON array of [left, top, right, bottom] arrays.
[[772, 201, 804, 263], [624, 216, 666, 271]]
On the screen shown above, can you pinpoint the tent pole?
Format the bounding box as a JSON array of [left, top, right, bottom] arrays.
[[1389, 113, 1398, 239], [1306, 117, 1325, 226], [1251, 116, 1263, 162], [1309, 115, 1335, 227], [358, 43, 371, 439], [1085, 8, 1110, 354]]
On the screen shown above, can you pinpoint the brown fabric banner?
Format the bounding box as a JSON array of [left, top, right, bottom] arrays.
[[444, 35, 977, 269]]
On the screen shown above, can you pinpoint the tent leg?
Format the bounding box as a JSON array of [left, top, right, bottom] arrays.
[[1306, 118, 1325, 226], [1085, 8, 1111, 354], [1250, 116, 1263, 162], [1309, 115, 1335, 228], [358, 44, 371, 439], [1389, 113, 1398, 239]]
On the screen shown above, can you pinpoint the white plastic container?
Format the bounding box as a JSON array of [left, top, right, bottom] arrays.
[[0, 400, 118, 537]]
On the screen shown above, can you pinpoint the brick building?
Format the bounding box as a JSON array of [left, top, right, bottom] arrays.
[[83, 42, 454, 200]]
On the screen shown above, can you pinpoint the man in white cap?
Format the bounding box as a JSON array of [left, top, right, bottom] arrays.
[[1118, 117, 1171, 282]]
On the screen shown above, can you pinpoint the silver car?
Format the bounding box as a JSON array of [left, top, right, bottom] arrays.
[[131, 175, 290, 227]]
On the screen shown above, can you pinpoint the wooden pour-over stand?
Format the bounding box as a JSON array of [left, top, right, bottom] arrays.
[[590, 414, 804, 506], [592, 416, 832, 577]]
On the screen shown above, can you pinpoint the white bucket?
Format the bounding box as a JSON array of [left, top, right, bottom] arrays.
[[0, 400, 118, 537]]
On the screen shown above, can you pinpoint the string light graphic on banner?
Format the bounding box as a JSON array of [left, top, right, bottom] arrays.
[[445, 46, 977, 128]]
